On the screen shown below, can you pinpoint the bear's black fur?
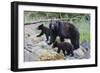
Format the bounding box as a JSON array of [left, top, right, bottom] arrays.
[[37, 24, 50, 42], [49, 20, 80, 49], [52, 41, 74, 56]]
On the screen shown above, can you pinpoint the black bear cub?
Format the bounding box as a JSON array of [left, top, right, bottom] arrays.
[[37, 24, 50, 42], [52, 41, 74, 56]]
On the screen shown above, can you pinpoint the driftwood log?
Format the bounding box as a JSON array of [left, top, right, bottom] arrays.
[[24, 17, 81, 25]]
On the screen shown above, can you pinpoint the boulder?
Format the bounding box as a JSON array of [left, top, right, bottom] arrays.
[[73, 46, 88, 59]]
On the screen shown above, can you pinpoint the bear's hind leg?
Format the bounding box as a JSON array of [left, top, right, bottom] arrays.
[[71, 38, 79, 49], [66, 50, 70, 56], [62, 50, 66, 56]]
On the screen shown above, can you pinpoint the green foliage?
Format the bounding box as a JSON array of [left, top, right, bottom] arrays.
[[80, 32, 90, 43]]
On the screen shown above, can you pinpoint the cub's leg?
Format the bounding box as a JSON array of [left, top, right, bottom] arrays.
[[48, 35, 57, 45], [60, 37, 64, 42], [70, 50, 74, 57], [57, 48, 61, 53], [37, 31, 44, 37]]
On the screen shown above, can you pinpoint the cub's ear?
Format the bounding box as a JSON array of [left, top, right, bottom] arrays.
[[41, 24, 44, 26]]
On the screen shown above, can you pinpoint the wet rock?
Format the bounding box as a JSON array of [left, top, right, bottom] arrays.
[[24, 24, 90, 61], [24, 49, 39, 62], [81, 41, 90, 51], [73, 46, 89, 59]]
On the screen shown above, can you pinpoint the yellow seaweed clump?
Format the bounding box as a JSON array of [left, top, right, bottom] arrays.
[[39, 49, 64, 61]]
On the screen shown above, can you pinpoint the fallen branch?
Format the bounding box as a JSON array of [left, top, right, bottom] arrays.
[[24, 17, 81, 25]]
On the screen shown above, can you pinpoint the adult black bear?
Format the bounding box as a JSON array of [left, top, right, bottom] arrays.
[[37, 24, 50, 42], [48, 20, 80, 49], [52, 41, 74, 56]]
